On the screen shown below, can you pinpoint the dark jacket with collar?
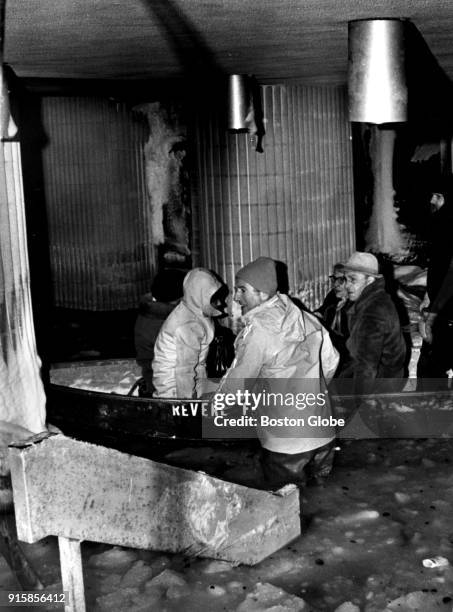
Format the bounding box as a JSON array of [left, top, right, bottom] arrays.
[[315, 289, 352, 370], [427, 204, 453, 318], [338, 277, 406, 393]]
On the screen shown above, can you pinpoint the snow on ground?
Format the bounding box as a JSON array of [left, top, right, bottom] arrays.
[[1, 438, 453, 611]]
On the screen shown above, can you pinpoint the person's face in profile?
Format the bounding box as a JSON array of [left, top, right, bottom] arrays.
[[345, 272, 373, 302], [234, 281, 263, 314]]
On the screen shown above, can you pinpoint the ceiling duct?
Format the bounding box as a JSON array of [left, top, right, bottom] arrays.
[[348, 18, 407, 123], [227, 74, 250, 130]]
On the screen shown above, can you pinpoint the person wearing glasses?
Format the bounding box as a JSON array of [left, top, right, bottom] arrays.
[[314, 263, 351, 370], [337, 252, 406, 394]]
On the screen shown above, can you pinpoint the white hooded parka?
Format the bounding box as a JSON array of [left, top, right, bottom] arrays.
[[152, 268, 222, 398]]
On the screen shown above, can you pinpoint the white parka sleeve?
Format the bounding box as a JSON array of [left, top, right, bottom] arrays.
[[215, 324, 266, 396], [174, 321, 207, 398]]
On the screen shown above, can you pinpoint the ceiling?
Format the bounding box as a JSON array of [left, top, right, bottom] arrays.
[[4, 0, 453, 86]]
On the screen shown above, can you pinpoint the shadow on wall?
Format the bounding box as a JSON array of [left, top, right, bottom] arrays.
[[275, 260, 310, 312]]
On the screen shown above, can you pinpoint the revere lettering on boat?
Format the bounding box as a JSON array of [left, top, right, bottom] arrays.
[[171, 403, 224, 417]]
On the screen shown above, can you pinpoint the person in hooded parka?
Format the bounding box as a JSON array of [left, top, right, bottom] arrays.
[[152, 268, 224, 398]]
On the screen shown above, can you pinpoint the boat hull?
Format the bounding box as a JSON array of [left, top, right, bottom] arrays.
[[46, 384, 255, 459]]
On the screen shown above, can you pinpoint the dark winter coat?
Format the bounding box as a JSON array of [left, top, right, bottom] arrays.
[[427, 204, 453, 318], [315, 289, 352, 369], [134, 301, 176, 362], [338, 278, 406, 394]]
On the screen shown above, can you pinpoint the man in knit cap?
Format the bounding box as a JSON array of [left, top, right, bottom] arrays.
[[215, 256, 340, 490]]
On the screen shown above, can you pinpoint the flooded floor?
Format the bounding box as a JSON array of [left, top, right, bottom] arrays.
[[1, 437, 453, 612]]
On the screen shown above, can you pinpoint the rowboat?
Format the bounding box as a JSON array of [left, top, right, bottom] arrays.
[[47, 359, 453, 459], [47, 359, 256, 459]]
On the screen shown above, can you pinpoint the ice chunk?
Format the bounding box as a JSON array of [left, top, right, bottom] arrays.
[[333, 603, 360, 612], [202, 560, 234, 574], [393, 403, 415, 413], [130, 590, 163, 611], [207, 584, 227, 596], [334, 510, 379, 525], [236, 582, 308, 611], [146, 569, 188, 589], [88, 546, 137, 570], [96, 573, 123, 595], [385, 590, 452, 611], [227, 581, 247, 591], [167, 583, 190, 599], [257, 557, 298, 579], [120, 561, 154, 588], [96, 587, 139, 611], [422, 556, 450, 568], [394, 492, 411, 504]]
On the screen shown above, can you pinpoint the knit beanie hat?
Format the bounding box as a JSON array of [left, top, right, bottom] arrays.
[[236, 257, 278, 295]]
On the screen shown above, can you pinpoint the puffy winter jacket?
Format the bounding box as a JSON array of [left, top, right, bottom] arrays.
[[217, 294, 339, 453], [152, 269, 222, 398]]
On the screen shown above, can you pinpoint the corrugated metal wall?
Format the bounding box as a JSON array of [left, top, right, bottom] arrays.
[[192, 85, 355, 309], [40, 88, 354, 311], [41, 97, 151, 310]]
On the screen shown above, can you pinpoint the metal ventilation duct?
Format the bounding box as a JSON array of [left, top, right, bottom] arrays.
[[227, 75, 250, 130], [348, 19, 407, 123]]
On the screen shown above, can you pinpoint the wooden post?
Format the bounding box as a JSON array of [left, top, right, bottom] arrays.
[[58, 537, 86, 612], [0, 514, 43, 590]]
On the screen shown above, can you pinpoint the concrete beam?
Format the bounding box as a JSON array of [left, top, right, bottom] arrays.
[[9, 434, 300, 565]]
